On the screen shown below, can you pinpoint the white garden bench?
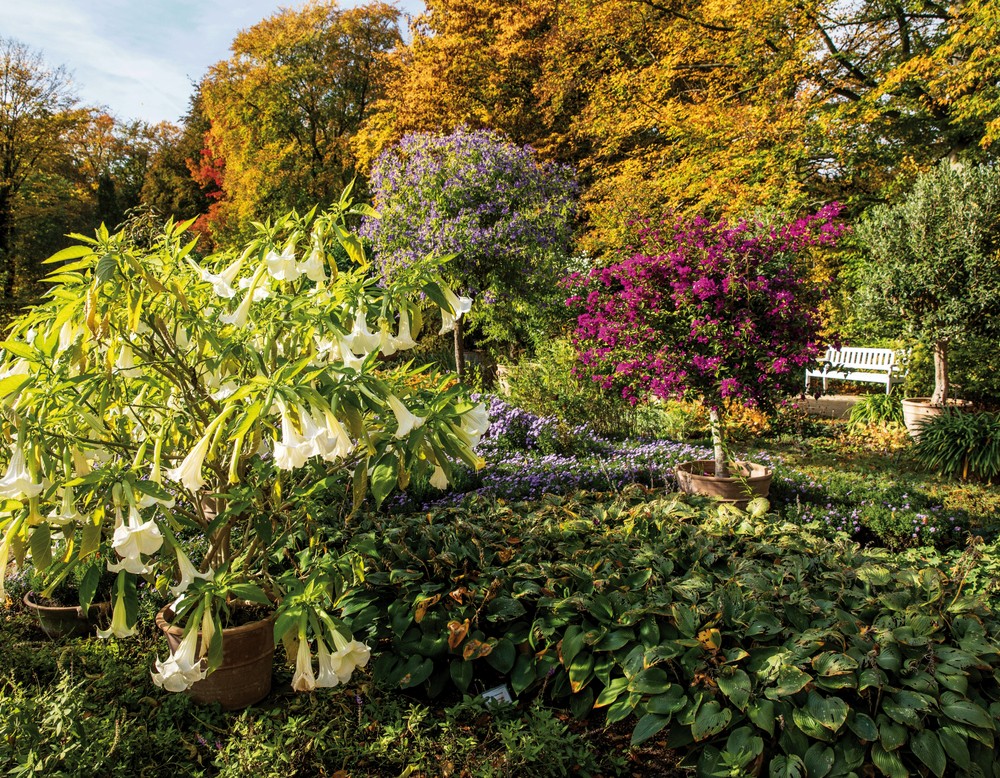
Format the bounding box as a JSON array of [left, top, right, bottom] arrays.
[[804, 347, 908, 395]]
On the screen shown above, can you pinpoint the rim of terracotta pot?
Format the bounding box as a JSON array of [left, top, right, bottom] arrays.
[[23, 590, 107, 615], [675, 459, 773, 481], [155, 603, 277, 637]]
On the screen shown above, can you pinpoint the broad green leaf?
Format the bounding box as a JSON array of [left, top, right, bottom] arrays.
[[645, 685, 687, 715], [768, 754, 806, 778], [595, 676, 629, 708], [806, 691, 849, 733], [630, 666, 672, 695], [846, 711, 878, 742], [748, 699, 776, 736], [942, 701, 995, 730], [870, 742, 908, 778], [450, 659, 473, 691], [631, 713, 670, 746], [911, 730, 947, 778], [717, 668, 752, 711], [802, 742, 834, 778], [691, 700, 731, 742], [767, 665, 811, 698], [937, 727, 971, 771], [811, 652, 859, 676]]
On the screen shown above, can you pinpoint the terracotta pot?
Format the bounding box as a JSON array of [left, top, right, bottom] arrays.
[[901, 397, 971, 440], [675, 460, 773, 509], [155, 604, 276, 710], [23, 591, 109, 640]]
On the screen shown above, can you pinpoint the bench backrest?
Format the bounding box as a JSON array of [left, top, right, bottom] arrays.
[[824, 347, 901, 369]]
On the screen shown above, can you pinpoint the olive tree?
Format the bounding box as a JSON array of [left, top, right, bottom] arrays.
[[856, 162, 1000, 405]]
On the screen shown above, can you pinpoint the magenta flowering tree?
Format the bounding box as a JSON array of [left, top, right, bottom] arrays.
[[570, 204, 845, 477]]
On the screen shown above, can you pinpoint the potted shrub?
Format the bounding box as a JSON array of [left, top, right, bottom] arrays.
[[856, 161, 1000, 437], [569, 205, 844, 505], [0, 189, 488, 707]]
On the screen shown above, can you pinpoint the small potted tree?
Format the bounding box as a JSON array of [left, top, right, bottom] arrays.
[[0, 189, 487, 707], [570, 205, 844, 505], [857, 161, 1000, 437]]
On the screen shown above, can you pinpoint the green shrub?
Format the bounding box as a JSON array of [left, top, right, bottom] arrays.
[[847, 394, 904, 433], [343, 489, 1000, 776], [914, 409, 1000, 482]]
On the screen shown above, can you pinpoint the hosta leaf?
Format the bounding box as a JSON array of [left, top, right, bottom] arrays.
[[942, 701, 995, 731], [911, 730, 947, 778], [937, 726, 971, 771], [806, 691, 849, 732], [802, 742, 834, 778], [630, 666, 673, 695], [717, 668, 752, 711], [631, 713, 670, 746], [692, 700, 732, 742], [812, 652, 859, 677], [560, 625, 586, 666], [847, 711, 878, 742], [645, 685, 687, 715], [748, 699, 777, 736], [870, 742, 908, 778], [768, 754, 806, 778], [878, 717, 907, 751], [882, 700, 920, 728], [767, 665, 811, 698], [595, 676, 629, 708]]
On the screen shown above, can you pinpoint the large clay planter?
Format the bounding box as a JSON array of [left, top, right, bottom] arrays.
[[23, 591, 109, 640], [901, 397, 971, 440], [675, 460, 773, 509], [155, 605, 276, 710]]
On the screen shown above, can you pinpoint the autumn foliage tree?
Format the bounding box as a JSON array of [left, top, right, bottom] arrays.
[[0, 37, 76, 298], [200, 0, 401, 243], [361, 0, 1000, 253]]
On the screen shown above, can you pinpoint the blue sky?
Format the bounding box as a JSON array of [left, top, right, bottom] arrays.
[[0, 1, 425, 126]]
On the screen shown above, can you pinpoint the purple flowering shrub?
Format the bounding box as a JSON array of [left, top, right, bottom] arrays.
[[361, 127, 578, 355], [569, 205, 845, 410]]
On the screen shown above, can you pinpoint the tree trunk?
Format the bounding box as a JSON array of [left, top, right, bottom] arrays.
[[709, 406, 729, 478], [931, 339, 949, 405], [453, 316, 466, 383], [0, 186, 15, 299]]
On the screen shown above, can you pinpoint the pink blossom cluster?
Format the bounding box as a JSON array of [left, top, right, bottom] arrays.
[[569, 204, 846, 409]]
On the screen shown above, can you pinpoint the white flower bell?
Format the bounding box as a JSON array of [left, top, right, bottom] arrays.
[[330, 628, 371, 683], [439, 288, 473, 334], [391, 309, 418, 351], [300, 246, 326, 283], [188, 253, 245, 299], [343, 310, 380, 355], [169, 546, 214, 597], [0, 444, 43, 500], [165, 431, 213, 492], [109, 505, 163, 574], [429, 465, 449, 490], [265, 245, 301, 282], [151, 626, 209, 691], [387, 394, 424, 439], [460, 402, 490, 448], [315, 634, 343, 688], [291, 633, 316, 692], [274, 405, 311, 470], [97, 589, 138, 639]]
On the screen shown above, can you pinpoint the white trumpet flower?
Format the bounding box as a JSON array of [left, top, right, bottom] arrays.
[[97, 589, 137, 639], [320, 410, 355, 461], [109, 505, 163, 574], [330, 628, 371, 683], [391, 309, 418, 351], [48, 486, 82, 526], [165, 430, 213, 492], [291, 632, 316, 692], [151, 626, 208, 691], [265, 244, 301, 282], [115, 344, 141, 377], [460, 402, 490, 448], [300, 246, 326, 283], [343, 310, 380, 354], [337, 338, 366, 372], [188, 252, 245, 299], [0, 444, 43, 500], [274, 405, 311, 470], [387, 394, 424, 439], [169, 546, 214, 597], [429, 465, 449, 490], [220, 284, 257, 328], [315, 634, 343, 688], [377, 322, 397, 357], [439, 288, 473, 334]]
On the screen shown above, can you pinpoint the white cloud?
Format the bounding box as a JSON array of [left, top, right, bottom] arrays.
[[0, 0, 426, 125]]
